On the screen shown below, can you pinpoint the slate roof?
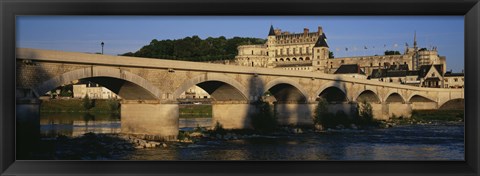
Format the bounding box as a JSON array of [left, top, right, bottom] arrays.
[[418, 64, 443, 78], [334, 64, 365, 75], [388, 64, 409, 71], [444, 71, 464, 77], [268, 25, 275, 36], [314, 33, 329, 48]]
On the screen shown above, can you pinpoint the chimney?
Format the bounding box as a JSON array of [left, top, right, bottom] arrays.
[[318, 26, 323, 34], [304, 28, 309, 35]]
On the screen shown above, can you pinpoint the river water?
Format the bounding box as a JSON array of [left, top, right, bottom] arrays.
[[40, 113, 464, 160]]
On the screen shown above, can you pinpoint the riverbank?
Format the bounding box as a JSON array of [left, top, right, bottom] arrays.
[[41, 99, 120, 113], [386, 110, 464, 126]]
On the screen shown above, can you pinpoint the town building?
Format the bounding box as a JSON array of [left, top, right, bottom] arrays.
[[73, 83, 120, 99], [235, 25, 463, 88]]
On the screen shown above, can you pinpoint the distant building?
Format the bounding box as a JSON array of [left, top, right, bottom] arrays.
[[73, 84, 120, 99], [235, 25, 446, 76], [233, 25, 462, 89], [178, 85, 211, 99], [443, 71, 464, 89], [333, 64, 367, 79]]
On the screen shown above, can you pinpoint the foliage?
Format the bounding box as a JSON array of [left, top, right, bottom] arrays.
[[384, 50, 401, 55], [213, 121, 226, 135], [82, 94, 95, 110], [314, 97, 329, 125], [358, 100, 374, 121], [106, 99, 120, 111], [329, 51, 335, 58], [121, 36, 266, 62], [251, 100, 277, 133]]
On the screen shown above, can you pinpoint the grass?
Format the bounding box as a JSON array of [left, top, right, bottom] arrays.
[[411, 110, 464, 122], [41, 99, 120, 113], [179, 105, 212, 118]]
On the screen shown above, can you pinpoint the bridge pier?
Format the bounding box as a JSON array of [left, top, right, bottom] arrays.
[[121, 101, 178, 141], [385, 103, 412, 118], [275, 103, 314, 126], [211, 102, 256, 129]]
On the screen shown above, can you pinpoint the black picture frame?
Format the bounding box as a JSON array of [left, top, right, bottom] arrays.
[[1, 0, 479, 175]]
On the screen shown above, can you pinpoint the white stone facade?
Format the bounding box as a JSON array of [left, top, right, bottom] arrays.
[[73, 84, 120, 99]]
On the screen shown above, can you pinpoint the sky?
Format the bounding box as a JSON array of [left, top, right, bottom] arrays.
[[16, 16, 464, 72]]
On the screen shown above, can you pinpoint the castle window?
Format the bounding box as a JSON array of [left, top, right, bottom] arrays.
[[370, 63, 373, 67], [300, 48, 303, 54], [280, 58, 284, 61], [306, 47, 310, 53], [445, 78, 448, 82], [317, 49, 320, 53], [454, 78, 458, 82], [286, 58, 290, 61], [306, 57, 310, 60], [293, 58, 297, 61], [317, 56, 320, 59], [432, 73, 435, 77], [341, 60, 345, 64], [275, 59, 278, 62], [317, 61, 320, 65], [299, 57, 303, 61], [252, 50, 254, 55]]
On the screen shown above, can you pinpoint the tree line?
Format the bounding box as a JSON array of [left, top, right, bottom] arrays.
[[121, 35, 266, 62]]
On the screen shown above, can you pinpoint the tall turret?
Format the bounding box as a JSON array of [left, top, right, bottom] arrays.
[[267, 25, 277, 68], [312, 26, 329, 73], [412, 31, 420, 70]]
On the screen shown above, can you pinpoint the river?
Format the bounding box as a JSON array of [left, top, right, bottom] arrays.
[[39, 112, 464, 160]]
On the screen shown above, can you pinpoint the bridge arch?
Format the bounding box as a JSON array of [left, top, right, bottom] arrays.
[[264, 77, 309, 103], [173, 73, 248, 101], [407, 94, 435, 103], [438, 98, 464, 110], [355, 90, 381, 103], [34, 67, 162, 100], [315, 81, 349, 103], [384, 92, 405, 103]]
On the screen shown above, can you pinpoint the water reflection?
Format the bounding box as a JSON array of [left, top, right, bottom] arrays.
[[40, 112, 121, 137], [40, 112, 212, 137], [39, 113, 464, 160]]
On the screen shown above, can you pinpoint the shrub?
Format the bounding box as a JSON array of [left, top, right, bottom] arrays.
[[107, 99, 120, 111], [82, 94, 95, 110], [251, 100, 277, 133], [213, 121, 226, 135], [358, 100, 373, 121], [314, 98, 329, 125]]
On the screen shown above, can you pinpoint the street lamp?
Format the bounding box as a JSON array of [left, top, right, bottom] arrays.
[[101, 42, 104, 54]]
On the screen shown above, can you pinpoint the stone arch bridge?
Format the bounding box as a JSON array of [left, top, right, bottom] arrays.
[[16, 48, 464, 140]]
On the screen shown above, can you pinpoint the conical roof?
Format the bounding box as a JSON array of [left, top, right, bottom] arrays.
[[314, 33, 329, 48], [268, 25, 275, 36]]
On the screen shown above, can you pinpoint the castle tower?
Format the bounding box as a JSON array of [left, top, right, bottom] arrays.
[[412, 31, 419, 70], [266, 25, 277, 68], [312, 26, 329, 73]]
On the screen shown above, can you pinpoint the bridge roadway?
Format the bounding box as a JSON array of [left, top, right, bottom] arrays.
[[16, 48, 464, 140]]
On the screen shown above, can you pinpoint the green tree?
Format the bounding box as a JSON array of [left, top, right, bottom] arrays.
[[384, 50, 401, 55], [82, 94, 95, 110], [358, 100, 374, 121], [329, 51, 335, 58], [251, 99, 277, 133]]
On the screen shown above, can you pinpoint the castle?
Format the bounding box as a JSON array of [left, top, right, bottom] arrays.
[[234, 25, 463, 88]]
